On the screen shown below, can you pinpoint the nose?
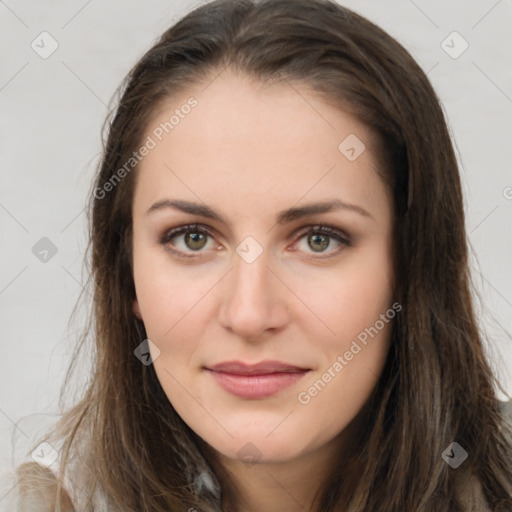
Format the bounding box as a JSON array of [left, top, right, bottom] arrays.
[[218, 251, 290, 342]]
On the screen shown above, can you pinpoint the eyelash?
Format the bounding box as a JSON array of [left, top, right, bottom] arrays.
[[159, 223, 351, 260]]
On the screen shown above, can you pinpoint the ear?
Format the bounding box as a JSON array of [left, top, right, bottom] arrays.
[[132, 299, 143, 320]]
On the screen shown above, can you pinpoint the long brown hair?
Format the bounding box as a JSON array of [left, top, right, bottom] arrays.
[[15, 0, 512, 510]]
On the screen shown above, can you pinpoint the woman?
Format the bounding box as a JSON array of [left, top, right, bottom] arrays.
[[2, 0, 511, 510]]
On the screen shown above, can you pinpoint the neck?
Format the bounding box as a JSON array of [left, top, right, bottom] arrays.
[[218, 440, 338, 512], [206, 410, 365, 512]]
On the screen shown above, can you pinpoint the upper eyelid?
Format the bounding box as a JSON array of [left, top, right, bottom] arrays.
[[161, 223, 349, 239], [161, 223, 212, 241]]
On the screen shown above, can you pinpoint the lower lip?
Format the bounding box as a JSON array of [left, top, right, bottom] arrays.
[[208, 370, 308, 399]]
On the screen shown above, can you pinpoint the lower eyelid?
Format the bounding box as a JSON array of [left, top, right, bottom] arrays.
[[161, 225, 350, 257], [163, 231, 216, 253], [292, 235, 349, 257]]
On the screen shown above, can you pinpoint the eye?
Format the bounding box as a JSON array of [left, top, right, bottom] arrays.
[[292, 225, 351, 257], [160, 224, 218, 258], [160, 223, 351, 260]]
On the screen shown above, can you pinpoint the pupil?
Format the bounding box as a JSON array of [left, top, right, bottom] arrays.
[[309, 233, 329, 252], [185, 232, 206, 250]]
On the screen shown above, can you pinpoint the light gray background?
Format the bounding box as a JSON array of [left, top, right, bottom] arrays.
[[1, 0, 511, 469]]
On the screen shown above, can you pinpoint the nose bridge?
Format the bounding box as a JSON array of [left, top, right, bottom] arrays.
[[219, 247, 288, 339], [231, 250, 270, 302]]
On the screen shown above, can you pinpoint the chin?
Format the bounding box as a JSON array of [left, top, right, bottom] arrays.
[[202, 422, 317, 465]]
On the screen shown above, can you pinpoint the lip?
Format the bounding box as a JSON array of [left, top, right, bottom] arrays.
[[205, 360, 310, 399]]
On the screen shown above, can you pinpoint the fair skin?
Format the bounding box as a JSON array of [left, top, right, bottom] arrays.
[[131, 70, 395, 512]]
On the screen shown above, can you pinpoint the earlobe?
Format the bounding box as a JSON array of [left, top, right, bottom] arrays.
[[133, 299, 142, 320]]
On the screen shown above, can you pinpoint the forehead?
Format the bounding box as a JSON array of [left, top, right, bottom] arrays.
[[134, 70, 390, 222], [146, 70, 373, 157]]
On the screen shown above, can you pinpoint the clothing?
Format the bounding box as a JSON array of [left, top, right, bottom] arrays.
[[0, 430, 222, 512], [1, 400, 511, 511]]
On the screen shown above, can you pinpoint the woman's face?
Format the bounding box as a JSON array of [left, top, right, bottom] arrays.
[[131, 70, 395, 465]]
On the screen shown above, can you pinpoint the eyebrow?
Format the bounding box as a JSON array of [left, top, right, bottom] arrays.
[[146, 198, 373, 224]]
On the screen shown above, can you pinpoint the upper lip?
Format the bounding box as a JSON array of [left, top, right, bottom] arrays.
[[206, 360, 310, 375]]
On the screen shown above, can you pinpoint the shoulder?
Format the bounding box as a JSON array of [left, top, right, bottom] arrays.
[[1, 434, 109, 512], [499, 399, 512, 449], [451, 400, 512, 512], [455, 472, 493, 512], [0, 461, 75, 512], [500, 399, 512, 422], [0, 465, 20, 512]]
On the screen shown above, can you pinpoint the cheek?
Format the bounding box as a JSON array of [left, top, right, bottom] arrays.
[[300, 334, 391, 443], [291, 242, 394, 417], [296, 285, 394, 439], [291, 244, 394, 348], [132, 238, 215, 341]]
